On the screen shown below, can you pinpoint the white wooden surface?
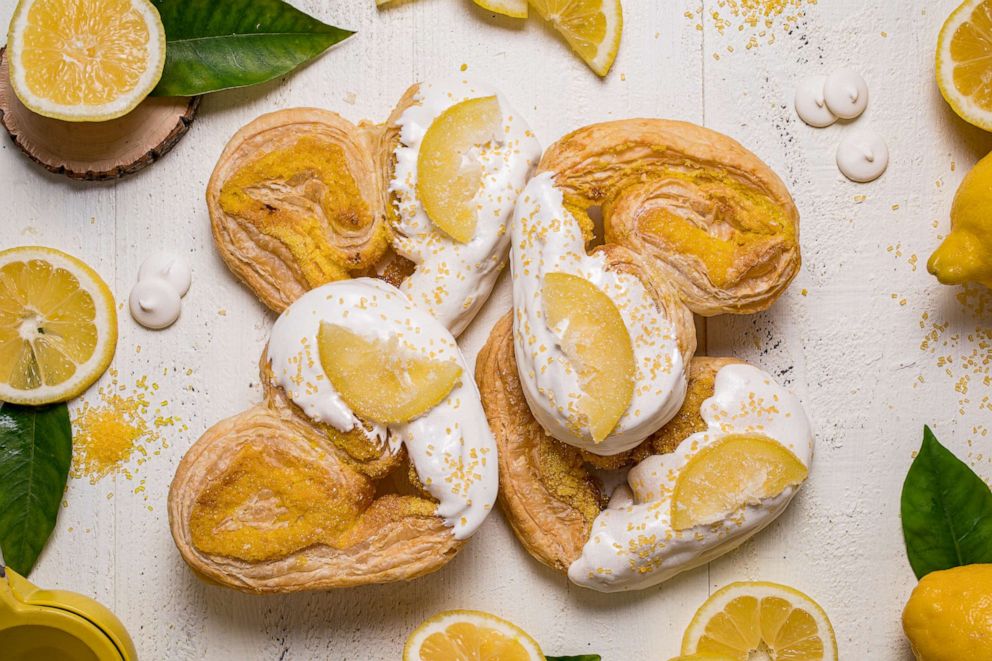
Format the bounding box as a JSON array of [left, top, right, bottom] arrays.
[[2, 0, 989, 658]]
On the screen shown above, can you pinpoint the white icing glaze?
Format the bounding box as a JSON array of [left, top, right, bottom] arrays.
[[794, 75, 837, 128], [836, 129, 889, 183], [568, 363, 814, 592], [823, 68, 869, 120], [510, 173, 687, 455], [129, 278, 182, 330], [267, 278, 498, 539], [138, 251, 192, 296], [390, 77, 542, 337], [129, 252, 191, 330]]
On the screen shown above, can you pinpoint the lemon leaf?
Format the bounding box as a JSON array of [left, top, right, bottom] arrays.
[[0, 402, 71, 576], [901, 426, 992, 579], [546, 656, 602, 660], [150, 0, 354, 96]]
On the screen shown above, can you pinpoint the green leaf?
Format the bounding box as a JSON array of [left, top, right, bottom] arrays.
[[546, 656, 601, 661], [150, 0, 354, 97], [0, 402, 72, 576], [901, 425, 992, 579]]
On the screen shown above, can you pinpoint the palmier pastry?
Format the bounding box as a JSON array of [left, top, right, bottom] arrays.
[[207, 78, 540, 335], [480, 119, 811, 591], [170, 279, 498, 592]]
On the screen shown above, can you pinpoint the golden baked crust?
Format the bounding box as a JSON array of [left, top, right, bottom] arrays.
[[477, 310, 738, 574], [168, 344, 464, 594], [206, 86, 421, 313], [540, 119, 800, 316]]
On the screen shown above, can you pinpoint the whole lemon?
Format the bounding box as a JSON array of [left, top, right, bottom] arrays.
[[928, 152, 992, 289], [902, 564, 992, 661]]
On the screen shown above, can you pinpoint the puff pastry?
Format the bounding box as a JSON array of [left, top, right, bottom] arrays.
[[170, 279, 498, 592], [482, 118, 810, 591], [207, 78, 540, 336], [478, 313, 813, 591], [539, 119, 801, 316]]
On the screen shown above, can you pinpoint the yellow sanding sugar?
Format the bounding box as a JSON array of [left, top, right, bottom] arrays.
[[914, 285, 992, 418], [686, 0, 817, 48], [71, 370, 185, 484]]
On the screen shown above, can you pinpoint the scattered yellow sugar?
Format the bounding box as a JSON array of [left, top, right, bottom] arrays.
[[691, 0, 816, 49], [71, 372, 181, 484], [460, 63, 468, 72]]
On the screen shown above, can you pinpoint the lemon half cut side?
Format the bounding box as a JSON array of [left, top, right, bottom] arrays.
[[7, 0, 167, 122], [0, 246, 118, 404]]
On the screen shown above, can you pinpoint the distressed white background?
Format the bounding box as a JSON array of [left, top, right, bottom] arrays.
[[2, 0, 990, 658]]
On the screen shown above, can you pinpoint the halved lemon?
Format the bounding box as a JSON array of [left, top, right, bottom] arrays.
[[418, 95, 502, 244], [937, 0, 992, 131], [681, 582, 838, 661], [529, 0, 622, 76], [671, 433, 808, 531], [317, 322, 462, 424], [473, 0, 528, 18], [542, 271, 634, 443], [0, 246, 118, 404], [403, 610, 544, 661], [6, 0, 167, 122]]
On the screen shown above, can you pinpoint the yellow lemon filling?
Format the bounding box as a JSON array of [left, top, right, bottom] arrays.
[[189, 443, 367, 562], [219, 137, 388, 288]]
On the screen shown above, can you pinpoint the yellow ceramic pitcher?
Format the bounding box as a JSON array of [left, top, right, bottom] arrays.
[[0, 556, 136, 661]]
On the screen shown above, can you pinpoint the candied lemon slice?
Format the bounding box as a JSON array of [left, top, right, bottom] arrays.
[[681, 582, 838, 661], [542, 271, 634, 443], [404, 610, 544, 661], [6, 0, 166, 121], [417, 95, 502, 244], [529, 0, 622, 76], [473, 0, 528, 18], [0, 246, 117, 404], [317, 322, 462, 424], [937, 0, 992, 131], [671, 434, 808, 531]]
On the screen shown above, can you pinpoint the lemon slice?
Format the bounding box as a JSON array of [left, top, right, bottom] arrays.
[[404, 610, 544, 661], [417, 95, 502, 244], [671, 434, 808, 531], [529, 0, 622, 76], [542, 272, 634, 443], [317, 322, 462, 424], [681, 582, 838, 661], [473, 0, 528, 18], [6, 0, 166, 122], [0, 246, 117, 405], [937, 0, 992, 131]]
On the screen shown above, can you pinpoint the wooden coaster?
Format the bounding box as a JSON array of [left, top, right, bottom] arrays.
[[0, 47, 199, 181]]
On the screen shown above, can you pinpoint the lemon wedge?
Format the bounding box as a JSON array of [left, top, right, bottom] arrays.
[[317, 322, 462, 424], [473, 0, 528, 18], [671, 433, 808, 531], [681, 582, 838, 661], [404, 610, 544, 661], [417, 95, 502, 244], [0, 246, 117, 404], [542, 272, 634, 443], [529, 0, 622, 76], [937, 0, 992, 131], [6, 0, 166, 121]]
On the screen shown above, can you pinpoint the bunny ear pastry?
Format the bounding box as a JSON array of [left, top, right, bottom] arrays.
[[477, 315, 813, 592], [207, 108, 392, 313], [206, 78, 541, 336], [168, 405, 460, 592], [538, 119, 801, 316], [169, 279, 499, 592]]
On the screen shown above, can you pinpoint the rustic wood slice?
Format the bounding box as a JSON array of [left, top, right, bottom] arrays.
[[0, 47, 199, 181]]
